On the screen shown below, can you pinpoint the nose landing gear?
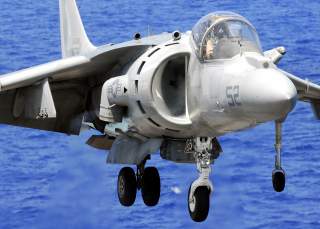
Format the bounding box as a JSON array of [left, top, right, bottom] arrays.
[[272, 121, 286, 192], [188, 185, 210, 222], [188, 137, 217, 222]]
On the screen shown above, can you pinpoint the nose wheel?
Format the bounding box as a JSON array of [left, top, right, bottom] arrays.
[[272, 121, 286, 192], [188, 186, 210, 222]]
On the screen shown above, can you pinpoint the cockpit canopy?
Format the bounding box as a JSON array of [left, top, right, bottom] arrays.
[[192, 12, 262, 61]]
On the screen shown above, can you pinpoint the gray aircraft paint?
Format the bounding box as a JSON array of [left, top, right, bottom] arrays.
[[1, 0, 320, 223], [0, 1, 318, 164]]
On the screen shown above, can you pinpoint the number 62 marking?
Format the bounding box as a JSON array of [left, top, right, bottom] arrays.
[[226, 85, 241, 106]]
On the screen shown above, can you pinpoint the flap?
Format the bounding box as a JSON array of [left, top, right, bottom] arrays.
[[13, 79, 56, 119]]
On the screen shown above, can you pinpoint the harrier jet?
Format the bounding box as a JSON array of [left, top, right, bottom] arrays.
[[1, 0, 320, 222]]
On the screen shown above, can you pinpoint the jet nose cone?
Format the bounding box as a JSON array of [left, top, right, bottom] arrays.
[[243, 68, 297, 121], [267, 72, 297, 113]]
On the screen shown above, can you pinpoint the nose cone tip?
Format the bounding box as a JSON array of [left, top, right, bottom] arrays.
[[274, 75, 298, 114], [286, 88, 297, 110], [277, 88, 297, 114], [244, 68, 298, 121], [264, 72, 297, 117]]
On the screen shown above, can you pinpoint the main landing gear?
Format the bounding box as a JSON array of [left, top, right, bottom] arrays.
[[272, 121, 286, 192], [117, 137, 219, 222], [117, 156, 161, 207]]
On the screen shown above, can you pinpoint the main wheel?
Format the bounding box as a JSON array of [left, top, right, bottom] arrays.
[[117, 167, 137, 206], [188, 186, 210, 222], [272, 169, 286, 192], [141, 167, 161, 206]]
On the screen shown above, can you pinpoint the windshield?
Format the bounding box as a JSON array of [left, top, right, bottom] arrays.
[[192, 12, 262, 61]]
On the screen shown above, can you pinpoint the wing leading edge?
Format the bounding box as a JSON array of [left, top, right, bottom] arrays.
[[265, 47, 320, 119], [0, 56, 90, 92], [282, 70, 320, 119]]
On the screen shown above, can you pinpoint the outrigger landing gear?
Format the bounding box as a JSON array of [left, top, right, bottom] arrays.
[[272, 121, 286, 192], [188, 137, 216, 222], [117, 155, 161, 207]]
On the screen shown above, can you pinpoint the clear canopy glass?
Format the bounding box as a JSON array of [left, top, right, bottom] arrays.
[[192, 12, 262, 61]]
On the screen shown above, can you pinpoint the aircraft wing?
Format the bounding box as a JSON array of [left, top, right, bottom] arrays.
[[0, 40, 170, 135], [0, 0, 171, 135], [282, 70, 320, 119], [265, 47, 320, 119], [0, 56, 90, 92]]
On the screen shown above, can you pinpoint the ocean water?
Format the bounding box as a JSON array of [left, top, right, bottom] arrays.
[[0, 0, 320, 228]]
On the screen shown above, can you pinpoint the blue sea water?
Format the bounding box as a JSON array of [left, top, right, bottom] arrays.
[[0, 0, 320, 228]]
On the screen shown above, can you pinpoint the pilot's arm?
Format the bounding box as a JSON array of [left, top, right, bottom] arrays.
[[205, 39, 214, 59]]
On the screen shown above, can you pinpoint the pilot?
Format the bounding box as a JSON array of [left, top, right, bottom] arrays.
[[204, 23, 229, 59], [205, 39, 214, 59]]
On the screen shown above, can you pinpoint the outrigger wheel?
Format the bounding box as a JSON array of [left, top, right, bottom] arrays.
[[272, 121, 286, 192], [272, 168, 286, 192]]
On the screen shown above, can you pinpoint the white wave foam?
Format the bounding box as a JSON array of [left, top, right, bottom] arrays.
[[171, 186, 182, 194]]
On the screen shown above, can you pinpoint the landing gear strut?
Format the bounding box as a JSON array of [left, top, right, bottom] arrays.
[[272, 121, 286, 192], [117, 156, 161, 207], [188, 137, 217, 222]]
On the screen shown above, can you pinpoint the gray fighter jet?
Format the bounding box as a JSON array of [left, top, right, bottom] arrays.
[[1, 0, 319, 222]]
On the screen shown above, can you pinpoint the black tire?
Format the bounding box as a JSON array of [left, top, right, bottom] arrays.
[[141, 167, 161, 206], [117, 167, 137, 206], [272, 170, 286, 192], [188, 186, 210, 222]]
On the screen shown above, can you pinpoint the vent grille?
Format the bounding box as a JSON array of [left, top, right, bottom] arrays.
[[137, 61, 146, 74]]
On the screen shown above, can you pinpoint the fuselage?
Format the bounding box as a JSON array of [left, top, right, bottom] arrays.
[[103, 32, 297, 139], [102, 12, 297, 139]]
